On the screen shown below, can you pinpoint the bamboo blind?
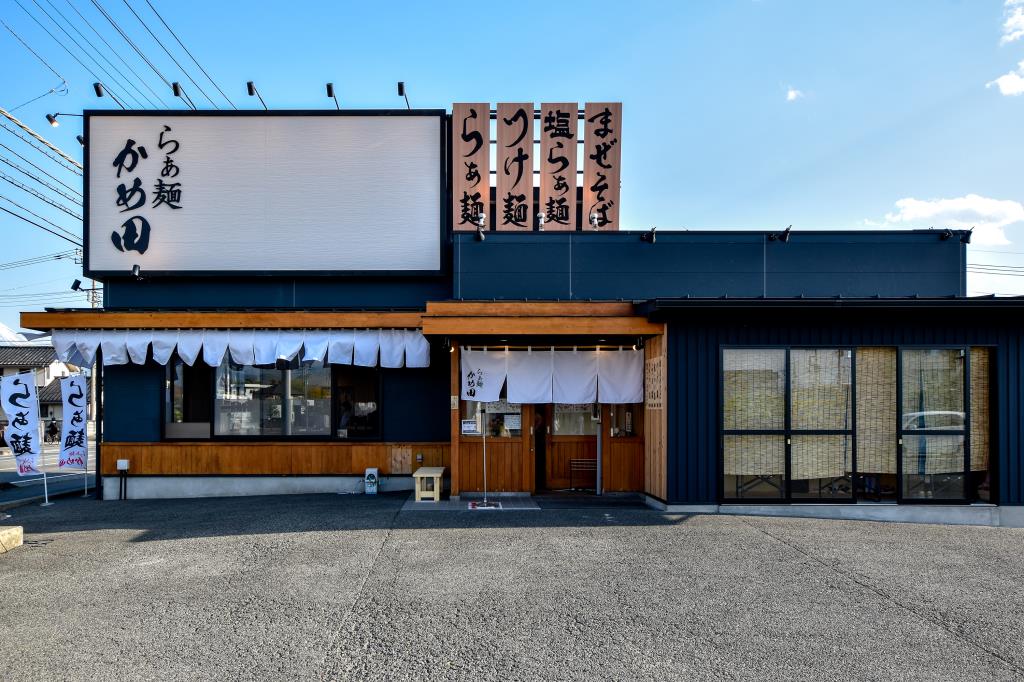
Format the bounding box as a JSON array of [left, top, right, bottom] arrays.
[[722, 349, 785, 430], [723, 435, 785, 476], [971, 347, 991, 473], [791, 435, 850, 480], [855, 347, 897, 474], [790, 349, 851, 430]]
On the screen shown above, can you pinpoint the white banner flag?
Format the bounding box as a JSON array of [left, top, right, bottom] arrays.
[[1, 371, 41, 476], [58, 375, 88, 470]]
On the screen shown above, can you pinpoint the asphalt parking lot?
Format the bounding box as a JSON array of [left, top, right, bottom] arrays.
[[2, 494, 1023, 681]]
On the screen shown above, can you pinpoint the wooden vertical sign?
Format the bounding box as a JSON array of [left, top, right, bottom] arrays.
[[496, 102, 534, 231], [452, 103, 490, 231], [539, 102, 578, 231], [583, 102, 622, 231]]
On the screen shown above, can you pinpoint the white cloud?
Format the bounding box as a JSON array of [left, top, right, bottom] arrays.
[[877, 194, 1023, 245], [988, 61, 1024, 95], [785, 87, 804, 102], [1003, 5, 1024, 44]]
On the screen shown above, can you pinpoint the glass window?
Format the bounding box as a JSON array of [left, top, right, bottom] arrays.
[[901, 349, 964, 431], [790, 349, 851, 430], [723, 349, 785, 430], [609, 404, 641, 438], [552, 403, 599, 436], [970, 348, 992, 502], [334, 365, 379, 439], [165, 355, 212, 439], [790, 435, 853, 499], [214, 360, 332, 437], [855, 347, 898, 501], [722, 435, 785, 499], [463, 398, 522, 437], [901, 434, 965, 500]]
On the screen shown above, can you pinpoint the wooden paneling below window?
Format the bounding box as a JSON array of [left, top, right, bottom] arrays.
[[100, 441, 449, 476]]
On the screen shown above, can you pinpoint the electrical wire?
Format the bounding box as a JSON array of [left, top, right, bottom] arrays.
[[41, 0, 157, 109], [0, 203, 81, 246], [0, 170, 82, 221], [0, 250, 78, 271], [121, 0, 215, 108], [143, 0, 235, 109], [89, 0, 175, 95], [0, 140, 81, 198], [0, 193, 81, 241], [0, 107, 83, 172], [1, 19, 70, 111], [29, 0, 146, 109], [0, 154, 82, 205], [13, 0, 137, 109], [0, 121, 82, 175], [63, 0, 169, 108]]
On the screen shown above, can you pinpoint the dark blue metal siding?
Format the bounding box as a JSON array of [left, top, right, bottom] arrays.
[[455, 231, 964, 301], [104, 277, 451, 310], [665, 317, 1023, 506], [103, 363, 164, 442]]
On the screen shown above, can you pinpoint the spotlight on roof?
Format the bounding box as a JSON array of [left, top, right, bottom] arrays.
[[326, 82, 339, 109], [131, 264, 141, 279], [397, 81, 410, 109], [46, 113, 59, 127], [93, 82, 104, 98], [246, 81, 267, 110], [475, 224, 486, 242], [962, 227, 974, 244], [769, 225, 792, 242], [76, 135, 85, 147], [640, 226, 657, 244], [172, 82, 182, 97], [71, 279, 82, 291], [940, 228, 954, 241], [536, 212, 546, 231]]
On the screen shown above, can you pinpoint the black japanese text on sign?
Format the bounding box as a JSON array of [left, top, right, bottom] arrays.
[[496, 103, 534, 231], [583, 102, 621, 231], [452, 103, 490, 231], [540, 102, 578, 231], [110, 125, 183, 256]]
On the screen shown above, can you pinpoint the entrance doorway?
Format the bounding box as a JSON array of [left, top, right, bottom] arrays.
[[536, 404, 600, 492]]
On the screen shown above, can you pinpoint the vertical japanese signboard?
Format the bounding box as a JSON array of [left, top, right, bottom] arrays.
[[496, 102, 534, 231], [109, 125, 184, 256], [452, 103, 489, 232], [583, 102, 622, 231], [58, 375, 88, 470], [1, 372, 41, 476], [539, 102, 578, 231]]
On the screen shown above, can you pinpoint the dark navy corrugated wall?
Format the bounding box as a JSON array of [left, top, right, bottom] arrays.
[[665, 309, 1023, 506]]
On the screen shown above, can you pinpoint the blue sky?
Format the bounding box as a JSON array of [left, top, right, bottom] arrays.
[[2, 0, 1024, 331]]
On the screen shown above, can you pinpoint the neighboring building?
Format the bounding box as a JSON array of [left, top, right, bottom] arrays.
[[17, 106, 1024, 527], [0, 344, 77, 421]]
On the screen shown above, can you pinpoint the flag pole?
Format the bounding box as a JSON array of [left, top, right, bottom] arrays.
[[41, 470, 52, 506]]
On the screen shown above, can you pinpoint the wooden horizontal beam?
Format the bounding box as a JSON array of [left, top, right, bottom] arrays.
[[20, 310, 425, 331], [421, 315, 662, 336], [425, 301, 637, 317]]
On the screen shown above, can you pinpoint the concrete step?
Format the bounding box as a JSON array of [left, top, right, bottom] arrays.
[[0, 526, 23, 553]]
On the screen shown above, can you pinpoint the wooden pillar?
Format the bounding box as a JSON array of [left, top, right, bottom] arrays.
[[450, 340, 460, 497]]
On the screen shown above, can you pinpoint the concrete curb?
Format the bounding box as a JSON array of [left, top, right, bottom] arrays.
[[0, 525, 23, 553], [0, 486, 94, 512]]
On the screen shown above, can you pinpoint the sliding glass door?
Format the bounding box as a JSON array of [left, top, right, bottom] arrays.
[[720, 346, 993, 504]]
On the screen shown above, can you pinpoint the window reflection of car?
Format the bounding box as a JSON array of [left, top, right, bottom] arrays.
[[902, 411, 965, 431]]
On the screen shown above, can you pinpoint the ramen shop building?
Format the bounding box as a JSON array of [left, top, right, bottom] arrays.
[[20, 105, 1024, 526]]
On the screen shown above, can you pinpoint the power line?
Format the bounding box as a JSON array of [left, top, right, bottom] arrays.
[[0, 193, 81, 241], [89, 0, 176, 96], [0, 170, 83, 221], [0, 250, 78, 271], [0, 140, 81, 198], [143, 0, 235, 109], [0, 121, 82, 175], [0, 203, 81, 246], [0, 108, 83, 172], [121, 0, 215, 108], [40, 0, 157, 109], [29, 0, 147, 109], [0, 154, 82, 205], [12, 0, 137, 108], [1, 19, 70, 111], [63, 0, 169, 108]]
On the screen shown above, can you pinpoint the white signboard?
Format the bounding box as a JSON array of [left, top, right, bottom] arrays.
[[58, 375, 88, 470], [86, 113, 443, 275], [1, 372, 41, 476]]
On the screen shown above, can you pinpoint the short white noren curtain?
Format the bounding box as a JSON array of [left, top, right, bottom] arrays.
[[50, 329, 430, 368], [461, 348, 644, 405]]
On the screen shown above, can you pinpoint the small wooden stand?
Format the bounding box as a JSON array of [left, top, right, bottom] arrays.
[[413, 466, 446, 502]]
